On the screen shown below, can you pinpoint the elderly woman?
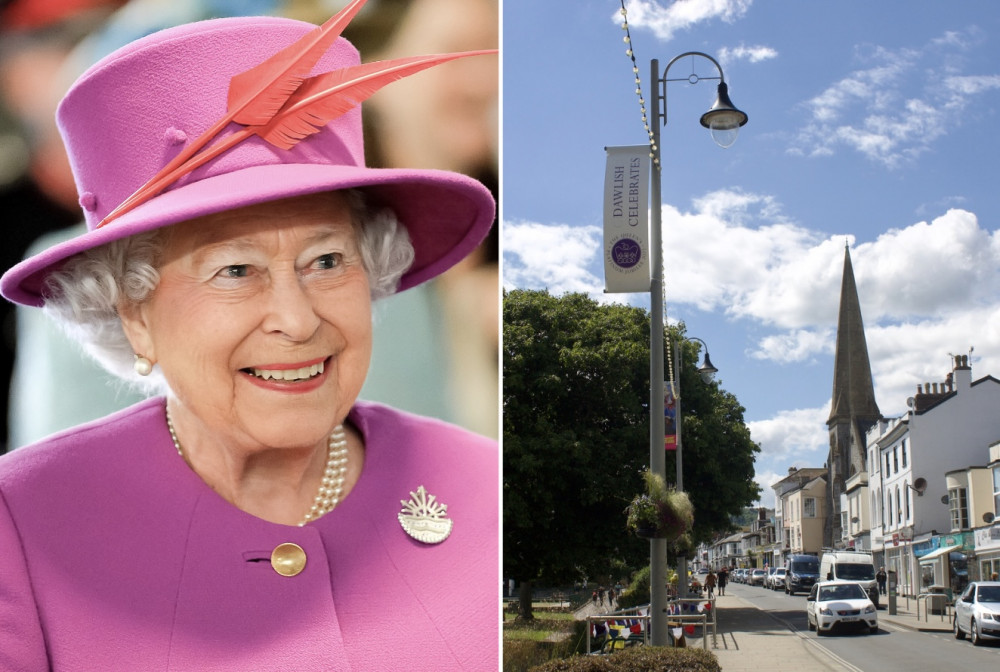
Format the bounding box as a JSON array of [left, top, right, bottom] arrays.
[[0, 6, 497, 671]]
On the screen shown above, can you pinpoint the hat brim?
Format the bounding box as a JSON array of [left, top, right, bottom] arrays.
[[1, 161, 495, 307]]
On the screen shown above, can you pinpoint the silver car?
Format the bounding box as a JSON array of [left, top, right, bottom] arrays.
[[954, 581, 1000, 645]]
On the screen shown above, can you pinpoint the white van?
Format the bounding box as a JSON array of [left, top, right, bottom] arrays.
[[819, 550, 879, 607]]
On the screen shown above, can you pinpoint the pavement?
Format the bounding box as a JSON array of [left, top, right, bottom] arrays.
[[576, 592, 953, 671]]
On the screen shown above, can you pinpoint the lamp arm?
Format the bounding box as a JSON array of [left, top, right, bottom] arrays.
[[655, 51, 727, 129]]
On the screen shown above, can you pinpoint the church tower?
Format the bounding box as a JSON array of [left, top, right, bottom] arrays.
[[826, 245, 881, 547]]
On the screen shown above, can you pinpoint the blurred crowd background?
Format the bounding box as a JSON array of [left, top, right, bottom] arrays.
[[0, 0, 499, 453]]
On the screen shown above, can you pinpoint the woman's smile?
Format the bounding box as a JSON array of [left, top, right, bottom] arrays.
[[241, 356, 332, 392]]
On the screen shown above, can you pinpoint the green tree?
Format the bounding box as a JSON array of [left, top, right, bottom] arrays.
[[503, 289, 760, 618]]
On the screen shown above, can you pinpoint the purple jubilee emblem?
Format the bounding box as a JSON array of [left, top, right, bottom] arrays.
[[612, 238, 641, 269]]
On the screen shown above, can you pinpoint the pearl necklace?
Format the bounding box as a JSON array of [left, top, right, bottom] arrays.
[[165, 407, 350, 527]]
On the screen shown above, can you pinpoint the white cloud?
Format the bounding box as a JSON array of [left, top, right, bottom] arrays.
[[718, 44, 778, 65], [791, 30, 1000, 168], [747, 405, 830, 460], [618, 0, 753, 43], [753, 469, 782, 508], [751, 329, 834, 363], [854, 209, 999, 321], [502, 220, 605, 297], [943, 74, 1000, 96], [505, 195, 1000, 369]]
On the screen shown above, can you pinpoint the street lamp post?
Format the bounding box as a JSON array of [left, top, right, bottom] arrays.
[[646, 52, 746, 647], [672, 336, 717, 603]]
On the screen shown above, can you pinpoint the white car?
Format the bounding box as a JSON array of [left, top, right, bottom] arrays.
[[749, 569, 766, 586], [770, 567, 787, 590], [954, 581, 1000, 645], [806, 580, 878, 636]]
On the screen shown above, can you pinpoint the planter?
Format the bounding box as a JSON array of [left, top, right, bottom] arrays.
[[635, 526, 661, 539]]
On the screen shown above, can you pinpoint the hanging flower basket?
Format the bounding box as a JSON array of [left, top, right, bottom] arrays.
[[625, 470, 694, 541]]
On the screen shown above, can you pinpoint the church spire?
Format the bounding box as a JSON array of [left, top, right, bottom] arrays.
[[828, 245, 880, 425]]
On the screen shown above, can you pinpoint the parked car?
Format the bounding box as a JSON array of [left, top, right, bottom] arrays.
[[806, 580, 878, 636], [770, 567, 787, 590], [953, 581, 1000, 645], [749, 569, 766, 586], [785, 554, 820, 595]]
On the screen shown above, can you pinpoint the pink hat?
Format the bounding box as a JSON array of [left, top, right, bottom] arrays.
[[0, 11, 496, 307]]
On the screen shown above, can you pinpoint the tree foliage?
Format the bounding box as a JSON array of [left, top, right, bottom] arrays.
[[503, 289, 760, 610]]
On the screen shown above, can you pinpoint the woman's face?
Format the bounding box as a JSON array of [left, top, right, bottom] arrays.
[[120, 192, 372, 450]]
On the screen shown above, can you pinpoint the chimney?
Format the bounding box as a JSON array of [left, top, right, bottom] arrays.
[[953, 353, 972, 391]]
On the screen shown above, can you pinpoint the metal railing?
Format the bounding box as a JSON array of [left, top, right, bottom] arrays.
[[915, 592, 952, 622], [584, 597, 717, 653]]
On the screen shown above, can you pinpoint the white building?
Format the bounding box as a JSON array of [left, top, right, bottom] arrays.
[[841, 469, 870, 550], [867, 355, 1000, 597]]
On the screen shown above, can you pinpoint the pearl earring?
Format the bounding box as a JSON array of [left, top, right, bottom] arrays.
[[134, 355, 153, 376]]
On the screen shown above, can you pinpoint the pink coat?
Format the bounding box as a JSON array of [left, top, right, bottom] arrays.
[[0, 398, 498, 670]]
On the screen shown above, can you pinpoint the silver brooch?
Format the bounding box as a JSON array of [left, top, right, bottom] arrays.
[[398, 486, 453, 544]]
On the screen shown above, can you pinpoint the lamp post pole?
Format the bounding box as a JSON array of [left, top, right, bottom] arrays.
[[646, 53, 745, 647], [672, 336, 716, 609]]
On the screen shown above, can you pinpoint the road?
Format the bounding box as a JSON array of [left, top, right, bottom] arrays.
[[725, 579, 1000, 671]]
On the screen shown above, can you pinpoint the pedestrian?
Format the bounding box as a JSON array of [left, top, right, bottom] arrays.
[[718, 566, 728, 596], [705, 570, 717, 598], [876, 566, 887, 595], [608, 587, 616, 606], [599, 588, 605, 606], [592, 590, 598, 606]]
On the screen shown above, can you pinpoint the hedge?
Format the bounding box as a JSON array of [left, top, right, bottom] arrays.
[[527, 647, 721, 672]]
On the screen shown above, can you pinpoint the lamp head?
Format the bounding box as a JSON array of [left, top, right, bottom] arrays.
[[698, 351, 719, 383], [700, 81, 748, 148]]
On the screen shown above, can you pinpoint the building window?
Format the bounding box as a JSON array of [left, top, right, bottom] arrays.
[[896, 487, 902, 524], [887, 495, 892, 528], [893, 448, 899, 473], [949, 487, 969, 531], [993, 466, 1000, 515], [885, 453, 891, 474], [905, 487, 910, 520], [901, 439, 908, 468], [804, 497, 816, 518]]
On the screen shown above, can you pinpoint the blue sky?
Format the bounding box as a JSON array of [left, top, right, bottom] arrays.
[[501, 0, 1000, 507]]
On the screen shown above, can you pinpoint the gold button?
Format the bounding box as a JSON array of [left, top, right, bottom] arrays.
[[270, 542, 307, 577]]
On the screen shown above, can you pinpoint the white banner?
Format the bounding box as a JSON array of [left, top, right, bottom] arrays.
[[603, 145, 650, 293]]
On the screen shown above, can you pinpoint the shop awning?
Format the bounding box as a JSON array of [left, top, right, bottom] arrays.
[[918, 544, 963, 563]]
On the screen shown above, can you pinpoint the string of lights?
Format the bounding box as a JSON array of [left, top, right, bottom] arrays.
[[618, 1, 677, 394], [619, 2, 658, 170]]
